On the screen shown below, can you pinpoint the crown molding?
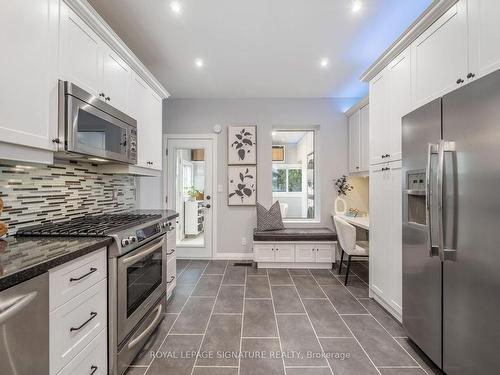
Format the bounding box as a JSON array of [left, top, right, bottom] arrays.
[[360, 0, 458, 83], [64, 0, 170, 99], [344, 96, 369, 117]]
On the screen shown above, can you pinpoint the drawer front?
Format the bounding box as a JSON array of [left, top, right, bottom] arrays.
[[166, 245, 176, 263], [295, 244, 316, 262], [316, 244, 335, 263], [274, 244, 294, 262], [57, 328, 107, 375], [50, 279, 107, 374], [50, 248, 107, 311], [167, 256, 176, 294]]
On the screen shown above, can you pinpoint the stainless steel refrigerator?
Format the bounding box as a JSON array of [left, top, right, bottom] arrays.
[[402, 69, 500, 375]]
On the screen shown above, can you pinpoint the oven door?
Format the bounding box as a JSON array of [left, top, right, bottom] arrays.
[[117, 235, 166, 344], [65, 94, 133, 164]]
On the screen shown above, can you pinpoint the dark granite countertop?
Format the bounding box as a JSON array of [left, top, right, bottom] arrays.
[[0, 236, 112, 292], [0, 209, 179, 292], [253, 227, 337, 242]]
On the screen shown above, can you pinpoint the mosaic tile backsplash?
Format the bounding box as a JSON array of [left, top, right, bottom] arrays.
[[0, 160, 136, 235]]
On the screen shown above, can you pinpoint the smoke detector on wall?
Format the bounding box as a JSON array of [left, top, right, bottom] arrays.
[[213, 124, 222, 134]]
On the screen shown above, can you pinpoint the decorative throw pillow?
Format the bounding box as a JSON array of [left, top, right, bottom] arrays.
[[256, 201, 285, 231]]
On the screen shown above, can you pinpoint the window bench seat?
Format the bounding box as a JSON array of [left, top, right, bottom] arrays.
[[253, 228, 337, 269]]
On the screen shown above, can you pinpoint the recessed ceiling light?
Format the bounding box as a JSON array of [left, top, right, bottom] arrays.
[[352, 0, 362, 13], [170, 1, 182, 15], [319, 58, 330, 68], [194, 58, 204, 68]]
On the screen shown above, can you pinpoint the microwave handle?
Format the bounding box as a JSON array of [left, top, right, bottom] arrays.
[[122, 237, 165, 265]]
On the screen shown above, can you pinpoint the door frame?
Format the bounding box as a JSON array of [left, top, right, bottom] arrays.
[[163, 134, 218, 259]]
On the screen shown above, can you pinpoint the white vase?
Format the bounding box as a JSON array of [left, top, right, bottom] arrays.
[[334, 196, 347, 215]]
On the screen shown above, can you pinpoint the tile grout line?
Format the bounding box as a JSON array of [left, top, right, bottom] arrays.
[[190, 261, 229, 375], [331, 267, 429, 375], [311, 271, 383, 375], [267, 268, 288, 375], [237, 264, 247, 375], [143, 259, 208, 375], [288, 268, 335, 375]]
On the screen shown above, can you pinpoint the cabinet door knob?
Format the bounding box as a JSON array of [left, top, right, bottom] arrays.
[[467, 72, 475, 79], [99, 93, 105, 97], [52, 138, 61, 144], [105, 96, 111, 101], [456, 78, 464, 84]]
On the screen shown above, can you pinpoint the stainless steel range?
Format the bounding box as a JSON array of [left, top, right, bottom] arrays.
[[17, 212, 174, 375]]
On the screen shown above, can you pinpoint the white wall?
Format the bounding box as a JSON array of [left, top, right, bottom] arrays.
[[163, 98, 357, 254]]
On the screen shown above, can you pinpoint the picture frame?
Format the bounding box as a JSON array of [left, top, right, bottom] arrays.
[[227, 125, 257, 165], [227, 165, 257, 206]]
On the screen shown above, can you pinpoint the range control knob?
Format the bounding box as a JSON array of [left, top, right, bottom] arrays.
[[162, 221, 168, 228], [121, 238, 130, 247], [128, 235, 137, 243]]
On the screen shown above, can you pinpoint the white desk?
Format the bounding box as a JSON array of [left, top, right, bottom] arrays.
[[338, 214, 369, 230]]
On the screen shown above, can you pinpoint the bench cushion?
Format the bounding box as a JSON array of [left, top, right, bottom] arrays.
[[253, 227, 337, 242]]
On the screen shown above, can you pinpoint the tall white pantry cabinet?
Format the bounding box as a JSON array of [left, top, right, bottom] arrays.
[[366, 0, 500, 321]]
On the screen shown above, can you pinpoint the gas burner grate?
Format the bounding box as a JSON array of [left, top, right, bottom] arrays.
[[16, 213, 163, 237]]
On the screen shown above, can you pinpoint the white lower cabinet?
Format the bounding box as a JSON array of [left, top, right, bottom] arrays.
[[49, 250, 108, 375], [57, 329, 107, 375], [369, 161, 402, 319], [166, 220, 177, 299], [254, 242, 335, 266]]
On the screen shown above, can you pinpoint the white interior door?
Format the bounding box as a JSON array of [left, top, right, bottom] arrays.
[[166, 137, 214, 259]]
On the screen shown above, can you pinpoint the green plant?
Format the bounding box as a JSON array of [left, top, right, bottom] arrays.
[[335, 175, 354, 196], [186, 186, 200, 198]]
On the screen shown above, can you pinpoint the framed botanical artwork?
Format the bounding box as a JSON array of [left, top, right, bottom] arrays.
[[227, 165, 257, 206], [228, 126, 257, 165]]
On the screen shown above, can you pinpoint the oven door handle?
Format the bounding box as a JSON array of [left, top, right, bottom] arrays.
[[122, 237, 165, 265], [127, 303, 163, 350]]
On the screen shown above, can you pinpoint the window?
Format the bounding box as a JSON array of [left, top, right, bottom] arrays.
[[272, 130, 316, 220], [272, 166, 302, 193]]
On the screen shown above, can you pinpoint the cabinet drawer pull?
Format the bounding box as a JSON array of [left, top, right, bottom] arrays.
[[70, 311, 97, 332], [90, 365, 98, 375], [167, 276, 175, 284], [69, 267, 97, 282], [167, 249, 175, 255]]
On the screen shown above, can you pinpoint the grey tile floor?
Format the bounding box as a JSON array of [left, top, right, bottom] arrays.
[[126, 259, 442, 375]]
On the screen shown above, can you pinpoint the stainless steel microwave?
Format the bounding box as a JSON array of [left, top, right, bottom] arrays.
[[57, 81, 137, 164]]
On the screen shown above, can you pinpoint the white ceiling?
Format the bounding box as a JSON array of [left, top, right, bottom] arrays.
[[273, 131, 307, 145], [89, 0, 432, 99]]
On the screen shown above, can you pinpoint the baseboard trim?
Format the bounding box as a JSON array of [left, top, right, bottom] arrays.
[[371, 290, 402, 323], [214, 252, 254, 260], [257, 262, 334, 269]]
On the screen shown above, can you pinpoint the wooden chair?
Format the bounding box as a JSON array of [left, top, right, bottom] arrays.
[[333, 215, 369, 285]]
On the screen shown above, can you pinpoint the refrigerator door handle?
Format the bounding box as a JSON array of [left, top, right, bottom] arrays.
[[437, 140, 457, 261], [426, 143, 439, 257]]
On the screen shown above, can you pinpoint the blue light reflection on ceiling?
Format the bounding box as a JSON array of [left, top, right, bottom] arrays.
[[336, 0, 433, 99]]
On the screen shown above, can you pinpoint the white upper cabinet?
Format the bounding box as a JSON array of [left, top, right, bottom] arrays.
[[0, 0, 59, 152], [60, 1, 132, 116], [59, 1, 102, 97], [387, 48, 411, 162], [132, 72, 162, 170], [411, 0, 468, 108], [101, 46, 131, 113], [348, 110, 360, 173], [347, 100, 369, 174], [369, 70, 389, 165], [359, 104, 370, 172], [468, 0, 500, 81]]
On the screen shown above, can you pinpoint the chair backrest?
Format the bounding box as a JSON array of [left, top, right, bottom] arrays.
[[333, 215, 356, 254]]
